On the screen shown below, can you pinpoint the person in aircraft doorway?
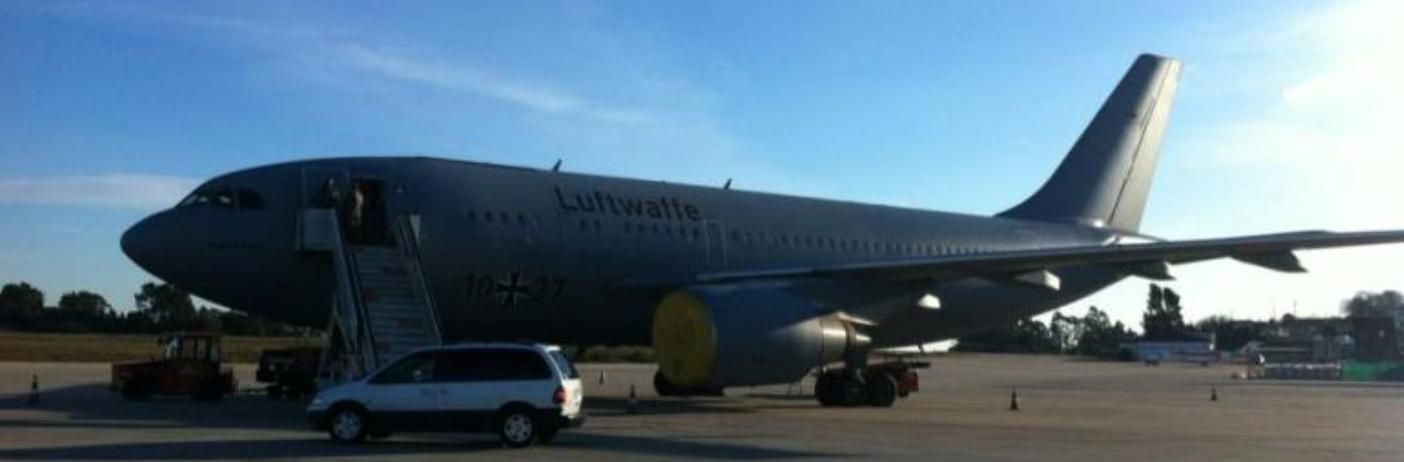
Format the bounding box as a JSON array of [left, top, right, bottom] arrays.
[[348, 182, 366, 242], [323, 178, 342, 209]]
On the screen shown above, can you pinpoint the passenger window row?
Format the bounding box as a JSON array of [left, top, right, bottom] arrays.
[[529, 211, 995, 258], [465, 209, 538, 228], [725, 229, 987, 258]]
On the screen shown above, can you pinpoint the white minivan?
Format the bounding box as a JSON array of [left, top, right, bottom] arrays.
[[306, 343, 585, 448]]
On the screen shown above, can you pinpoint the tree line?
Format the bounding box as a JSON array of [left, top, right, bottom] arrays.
[[955, 284, 1404, 358], [0, 281, 305, 336]]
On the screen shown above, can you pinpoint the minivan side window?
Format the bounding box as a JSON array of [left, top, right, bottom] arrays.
[[549, 350, 579, 379], [371, 352, 435, 384], [434, 349, 552, 382]]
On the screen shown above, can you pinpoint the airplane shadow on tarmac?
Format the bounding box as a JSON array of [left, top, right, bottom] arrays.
[[0, 435, 842, 461], [0, 384, 310, 431], [0, 386, 845, 460]]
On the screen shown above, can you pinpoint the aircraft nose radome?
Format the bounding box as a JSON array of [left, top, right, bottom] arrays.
[[121, 216, 160, 274]]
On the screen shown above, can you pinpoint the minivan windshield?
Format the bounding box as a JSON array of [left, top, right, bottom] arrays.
[[549, 350, 579, 379]]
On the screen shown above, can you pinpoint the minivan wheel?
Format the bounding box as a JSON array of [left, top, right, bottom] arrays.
[[498, 408, 537, 448], [329, 407, 368, 443]]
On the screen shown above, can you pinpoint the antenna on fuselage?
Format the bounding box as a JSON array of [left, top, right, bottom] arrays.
[[723, 178, 732, 190], [551, 159, 563, 172]]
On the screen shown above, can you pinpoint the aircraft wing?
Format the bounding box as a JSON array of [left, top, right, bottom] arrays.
[[696, 230, 1404, 286]]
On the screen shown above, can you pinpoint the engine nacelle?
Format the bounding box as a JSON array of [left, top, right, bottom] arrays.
[[651, 284, 868, 388]]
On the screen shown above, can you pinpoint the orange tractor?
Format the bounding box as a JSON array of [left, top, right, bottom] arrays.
[[111, 332, 238, 401]]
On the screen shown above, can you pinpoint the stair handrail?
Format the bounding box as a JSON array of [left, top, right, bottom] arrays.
[[327, 210, 379, 375], [394, 214, 443, 344]]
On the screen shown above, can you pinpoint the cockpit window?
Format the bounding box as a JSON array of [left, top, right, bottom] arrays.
[[211, 189, 235, 208], [237, 189, 265, 209], [178, 187, 263, 210], [178, 191, 209, 207]]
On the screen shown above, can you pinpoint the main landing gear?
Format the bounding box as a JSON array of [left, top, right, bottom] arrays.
[[653, 371, 725, 397], [814, 362, 919, 408]]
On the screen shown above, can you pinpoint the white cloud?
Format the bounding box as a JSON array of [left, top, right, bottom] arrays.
[[1198, 0, 1404, 228], [338, 45, 598, 117], [0, 174, 199, 209], [1079, 0, 1404, 325]]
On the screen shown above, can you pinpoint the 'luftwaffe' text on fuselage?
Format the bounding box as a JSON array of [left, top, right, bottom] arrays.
[[554, 187, 702, 222]]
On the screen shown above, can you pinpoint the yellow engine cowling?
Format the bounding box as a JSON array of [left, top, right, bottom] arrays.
[[652, 285, 867, 388]]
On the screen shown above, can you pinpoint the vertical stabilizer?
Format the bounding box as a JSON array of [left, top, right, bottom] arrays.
[[999, 54, 1181, 232]]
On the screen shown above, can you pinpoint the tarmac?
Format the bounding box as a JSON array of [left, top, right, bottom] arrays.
[[2, 354, 1403, 461]]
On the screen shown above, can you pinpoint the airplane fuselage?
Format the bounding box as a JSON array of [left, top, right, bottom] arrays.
[[123, 156, 1129, 348]]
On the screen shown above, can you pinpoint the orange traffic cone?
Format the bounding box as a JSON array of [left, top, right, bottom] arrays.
[[1008, 387, 1020, 411]]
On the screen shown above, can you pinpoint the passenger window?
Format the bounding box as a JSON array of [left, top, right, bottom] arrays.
[[237, 189, 265, 209], [372, 352, 435, 384]]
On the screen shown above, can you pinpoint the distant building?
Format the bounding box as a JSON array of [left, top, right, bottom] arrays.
[[1351, 317, 1399, 361], [1123, 332, 1216, 364]]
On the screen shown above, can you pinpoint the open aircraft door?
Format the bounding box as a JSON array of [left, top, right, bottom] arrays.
[[296, 167, 351, 252]]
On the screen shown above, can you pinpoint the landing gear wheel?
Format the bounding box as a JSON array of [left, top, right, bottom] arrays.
[[864, 372, 897, 407], [838, 375, 866, 406], [120, 381, 151, 401], [191, 381, 225, 401], [498, 407, 537, 448], [328, 407, 368, 443], [654, 371, 680, 397], [654, 371, 724, 397], [815, 372, 839, 406]]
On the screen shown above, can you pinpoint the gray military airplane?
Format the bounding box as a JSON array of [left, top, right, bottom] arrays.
[[122, 54, 1404, 407]]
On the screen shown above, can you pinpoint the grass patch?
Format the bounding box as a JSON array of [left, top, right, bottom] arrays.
[[0, 332, 319, 364]]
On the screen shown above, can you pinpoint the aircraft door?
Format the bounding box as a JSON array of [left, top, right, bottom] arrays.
[[300, 168, 351, 210], [705, 220, 727, 267], [297, 167, 351, 252]]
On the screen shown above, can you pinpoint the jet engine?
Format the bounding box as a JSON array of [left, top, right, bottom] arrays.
[[651, 284, 869, 389]]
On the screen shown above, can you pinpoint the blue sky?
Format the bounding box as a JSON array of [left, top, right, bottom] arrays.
[[3, 1, 1402, 327]]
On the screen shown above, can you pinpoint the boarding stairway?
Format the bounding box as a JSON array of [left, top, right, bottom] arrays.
[[301, 209, 442, 384]]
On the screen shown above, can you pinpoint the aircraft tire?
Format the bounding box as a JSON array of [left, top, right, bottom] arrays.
[[838, 375, 867, 406], [814, 373, 839, 406], [120, 380, 151, 401], [653, 371, 680, 397], [864, 372, 897, 408]]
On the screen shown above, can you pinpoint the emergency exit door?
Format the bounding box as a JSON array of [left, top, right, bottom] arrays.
[[705, 220, 727, 266]]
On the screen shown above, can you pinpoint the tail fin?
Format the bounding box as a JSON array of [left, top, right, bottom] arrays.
[[999, 54, 1181, 232]]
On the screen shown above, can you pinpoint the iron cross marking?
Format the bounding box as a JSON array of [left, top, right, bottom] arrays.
[[494, 271, 532, 307]]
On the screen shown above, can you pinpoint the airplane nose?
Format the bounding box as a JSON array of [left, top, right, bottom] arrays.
[[121, 215, 162, 275]]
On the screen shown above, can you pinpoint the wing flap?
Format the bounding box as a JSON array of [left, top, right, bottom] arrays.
[[1231, 251, 1307, 273]]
